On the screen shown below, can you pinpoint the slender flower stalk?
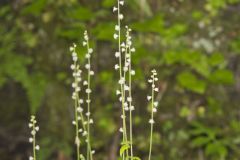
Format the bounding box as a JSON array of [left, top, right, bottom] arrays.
[[83, 31, 94, 160], [147, 70, 159, 160], [113, 1, 129, 158], [70, 43, 83, 160], [124, 27, 136, 158], [28, 115, 40, 160]]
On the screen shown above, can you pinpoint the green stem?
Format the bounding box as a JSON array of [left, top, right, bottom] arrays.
[[148, 76, 155, 160]]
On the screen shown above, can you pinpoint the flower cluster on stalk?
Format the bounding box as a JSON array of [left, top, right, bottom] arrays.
[[70, 31, 95, 160], [28, 115, 40, 160]]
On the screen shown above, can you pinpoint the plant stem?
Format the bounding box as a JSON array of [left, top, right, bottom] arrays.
[[148, 75, 155, 160]]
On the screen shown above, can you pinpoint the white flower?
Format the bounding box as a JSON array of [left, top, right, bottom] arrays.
[[35, 145, 40, 150], [90, 71, 94, 75], [118, 78, 125, 85], [31, 130, 36, 135], [127, 97, 132, 102], [121, 42, 125, 47], [149, 119, 155, 124], [29, 138, 33, 143], [70, 46, 74, 51], [89, 119, 94, 124], [35, 126, 39, 131], [86, 99, 91, 103], [131, 70, 135, 75], [83, 81, 88, 86], [113, 6, 118, 12], [131, 48, 136, 52], [73, 56, 78, 61], [130, 105, 135, 111], [28, 123, 33, 128], [86, 88, 91, 93], [115, 25, 120, 31], [114, 33, 118, 39], [83, 131, 87, 136], [88, 48, 93, 54], [85, 64, 90, 69], [79, 99, 84, 104], [119, 127, 123, 132], [154, 88, 159, 92], [124, 85, 129, 91], [86, 112, 90, 116], [115, 52, 120, 58], [83, 41, 87, 46], [154, 102, 158, 107], [123, 66, 128, 72], [119, 14, 124, 20], [72, 121, 76, 125], [77, 107, 83, 113], [119, 1, 124, 6], [148, 79, 153, 83], [79, 129, 83, 132], [70, 64, 75, 70], [91, 150, 96, 154], [116, 90, 121, 95], [153, 107, 157, 113], [147, 96, 152, 101], [85, 53, 90, 58], [115, 64, 120, 70], [29, 156, 33, 160]]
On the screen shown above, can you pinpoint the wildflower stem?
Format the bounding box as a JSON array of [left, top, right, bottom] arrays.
[[73, 58, 81, 160], [128, 48, 133, 158], [86, 41, 93, 160], [148, 75, 155, 160], [32, 122, 36, 160]]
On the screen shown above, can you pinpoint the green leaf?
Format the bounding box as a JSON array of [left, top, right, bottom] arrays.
[[177, 71, 207, 94], [93, 22, 115, 41], [209, 69, 234, 84], [22, 0, 47, 16], [67, 6, 94, 21], [120, 144, 130, 157], [191, 137, 212, 147], [205, 142, 227, 158], [179, 106, 191, 118], [102, 0, 116, 8]]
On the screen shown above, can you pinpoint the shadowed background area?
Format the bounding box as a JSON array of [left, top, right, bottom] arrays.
[[0, 0, 240, 160]]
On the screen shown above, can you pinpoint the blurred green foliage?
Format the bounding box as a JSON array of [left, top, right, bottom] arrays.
[[0, 0, 240, 160]]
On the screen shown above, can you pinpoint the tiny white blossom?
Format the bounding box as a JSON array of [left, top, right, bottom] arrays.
[[115, 64, 120, 70], [29, 138, 33, 143], [83, 81, 88, 85], [35, 145, 40, 150], [86, 88, 91, 93], [115, 52, 120, 58], [115, 25, 120, 31], [119, 127, 123, 132], [116, 90, 121, 95], [113, 6, 118, 12], [119, 14, 124, 20], [149, 119, 155, 124], [147, 96, 152, 101], [85, 64, 90, 69], [83, 41, 87, 46], [119, 1, 124, 6], [131, 48, 136, 52], [153, 107, 157, 113], [114, 33, 118, 39], [131, 70, 135, 75], [88, 48, 93, 54], [90, 71, 94, 75], [154, 102, 158, 107]]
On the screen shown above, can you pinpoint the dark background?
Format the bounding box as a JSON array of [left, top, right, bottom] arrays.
[[0, 0, 240, 159]]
